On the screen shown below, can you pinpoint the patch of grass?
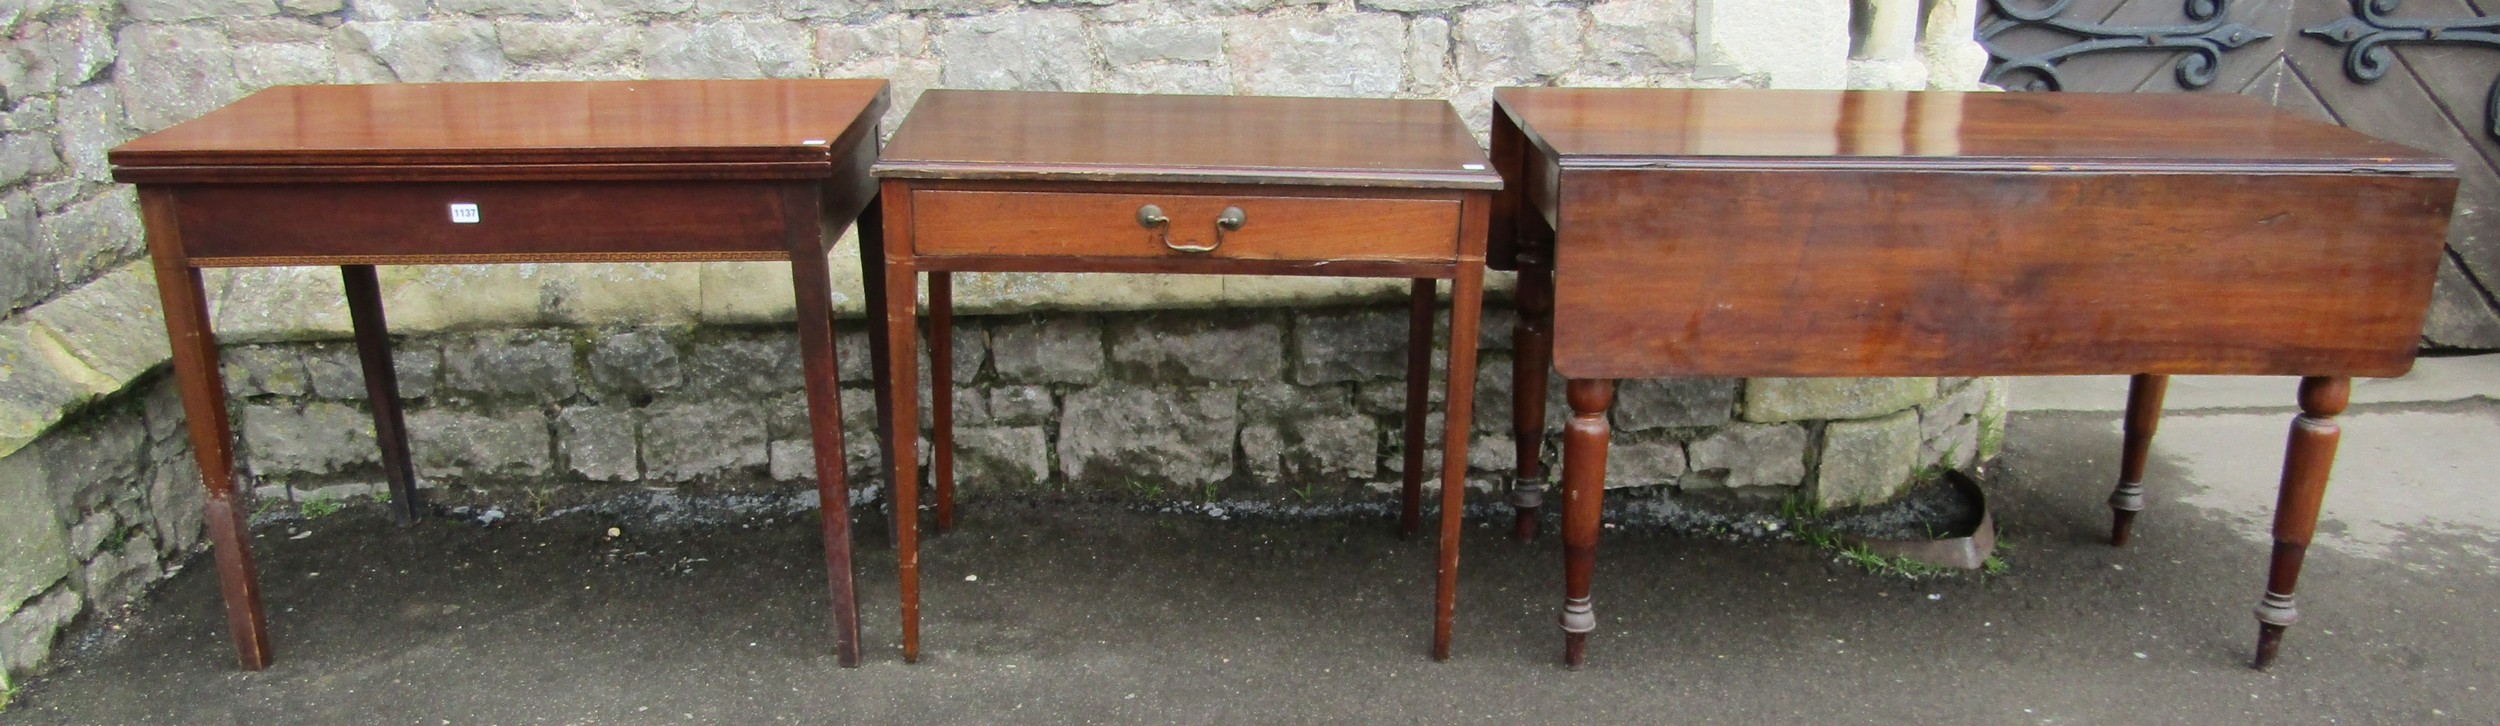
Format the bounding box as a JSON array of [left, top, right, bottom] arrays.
[[523, 487, 557, 518], [1784, 492, 1999, 580], [299, 496, 348, 520], [1913, 455, 1956, 483], [1123, 479, 1164, 500], [368, 491, 394, 507], [1777, 494, 1826, 522], [1982, 555, 2011, 576], [1779, 494, 1844, 549], [1290, 484, 1315, 503], [1837, 544, 1960, 579], [99, 527, 130, 555], [1798, 523, 1842, 550], [1976, 408, 2006, 461], [2, 669, 17, 712]]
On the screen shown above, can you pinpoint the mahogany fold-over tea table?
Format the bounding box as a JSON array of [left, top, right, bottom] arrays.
[[1486, 88, 2457, 669], [109, 79, 888, 669], [868, 90, 1501, 662]]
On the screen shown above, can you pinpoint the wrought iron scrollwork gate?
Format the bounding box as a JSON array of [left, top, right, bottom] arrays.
[[1980, 0, 2500, 350]]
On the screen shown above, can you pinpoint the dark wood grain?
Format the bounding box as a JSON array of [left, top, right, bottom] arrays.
[[123, 79, 888, 671], [172, 181, 792, 263], [141, 187, 271, 671], [1547, 169, 2455, 379], [1494, 87, 2451, 173], [877, 179, 927, 664], [876, 90, 1499, 190], [1485, 101, 1530, 272], [341, 265, 420, 525], [1401, 279, 1434, 538], [2255, 375, 2349, 670], [1557, 379, 1613, 669], [2109, 373, 2168, 547], [917, 255, 1454, 279], [857, 188, 902, 553], [1431, 194, 1490, 662], [930, 271, 956, 535], [787, 181, 862, 668], [909, 189, 1460, 262], [873, 91, 1493, 664], [1496, 87, 2459, 671], [110, 80, 887, 175], [1508, 246, 1553, 543]]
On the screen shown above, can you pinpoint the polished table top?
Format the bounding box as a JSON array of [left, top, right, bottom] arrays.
[[1493, 87, 2449, 172], [111, 79, 889, 181], [876, 90, 1500, 189]]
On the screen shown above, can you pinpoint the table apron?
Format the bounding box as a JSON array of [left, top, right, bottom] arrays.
[[915, 255, 1457, 278], [1545, 168, 2459, 380], [907, 187, 1464, 264], [162, 180, 812, 265]]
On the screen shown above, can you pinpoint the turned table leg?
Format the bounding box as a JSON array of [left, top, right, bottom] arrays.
[[143, 189, 272, 670], [931, 272, 956, 534], [1509, 251, 1554, 542], [1431, 265, 1485, 661], [341, 265, 421, 525], [792, 189, 862, 667], [1401, 278, 1435, 538], [2253, 376, 2348, 670], [1558, 379, 1613, 668], [2110, 373, 2169, 546]]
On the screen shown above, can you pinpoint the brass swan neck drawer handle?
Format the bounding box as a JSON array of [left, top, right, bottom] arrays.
[[1138, 203, 1246, 254]]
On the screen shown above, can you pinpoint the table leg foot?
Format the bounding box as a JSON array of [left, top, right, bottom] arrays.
[[2110, 373, 2167, 547], [203, 493, 272, 670], [1557, 379, 1612, 669], [2254, 591, 2297, 669], [1561, 597, 1594, 669], [2255, 622, 2288, 670]]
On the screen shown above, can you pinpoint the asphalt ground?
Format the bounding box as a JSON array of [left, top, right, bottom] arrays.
[[6, 396, 2497, 724]]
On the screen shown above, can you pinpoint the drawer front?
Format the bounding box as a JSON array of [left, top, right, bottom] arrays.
[[909, 189, 1460, 262], [174, 181, 796, 264]]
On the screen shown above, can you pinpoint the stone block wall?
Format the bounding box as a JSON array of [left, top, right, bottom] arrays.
[[202, 306, 2005, 513], [2, 377, 199, 676], [3, 0, 1999, 678]]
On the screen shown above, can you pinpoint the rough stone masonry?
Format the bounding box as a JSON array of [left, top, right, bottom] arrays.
[[3, 0, 2000, 678], [203, 309, 2007, 511]]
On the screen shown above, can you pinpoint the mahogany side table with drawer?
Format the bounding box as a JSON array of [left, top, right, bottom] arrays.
[[1486, 87, 2457, 669], [867, 89, 1501, 662], [108, 79, 889, 669]]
